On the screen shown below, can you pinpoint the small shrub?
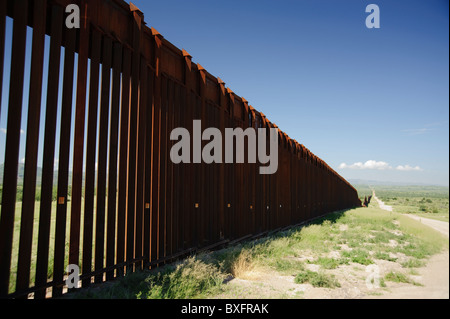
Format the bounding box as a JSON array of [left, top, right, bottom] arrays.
[[294, 270, 340, 288], [145, 257, 226, 299], [272, 258, 305, 274], [374, 251, 397, 262], [384, 271, 409, 283], [231, 249, 255, 279], [401, 258, 425, 268], [312, 257, 349, 269], [384, 271, 422, 286], [342, 249, 373, 265]]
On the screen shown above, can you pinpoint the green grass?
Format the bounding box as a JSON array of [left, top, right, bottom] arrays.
[[272, 258, 306, 274], [401, 258, 425, 268], [373, 251, 397, 262], [66, 204, 448, 299], [7, 201, 62, 294], [353, 184, 449, 222], [395, 214, 448, 258], [294, 270, 341, 288], [309, 257, 349, 269], [140, 257, 226, 299], [71, 256, 226, 299], [341, 248, 373, 265], [385, 196, 449, 222], [5, 198, 91, 294], [384, 271, 423, 286], [368, 185, 449, 199]]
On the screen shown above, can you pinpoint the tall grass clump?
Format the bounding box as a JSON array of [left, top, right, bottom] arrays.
[[143, 257, 226, 299], [294, 270, 340, 288], [70, 256, 226, 299]]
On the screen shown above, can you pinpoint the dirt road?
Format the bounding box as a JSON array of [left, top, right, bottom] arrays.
[[372, 191, 393, 211], [403, 214, 449, 237], [370, 192, 449, 299]]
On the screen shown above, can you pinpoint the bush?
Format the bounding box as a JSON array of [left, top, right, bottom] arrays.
[[342, 249, 373, 265], [401, 258, 425, 268], [384, 271, 422, 286], [230, 249, 255, 278], [311, 257, 349, 269], [143, 257, 226, 299], [374, 251, 397, 262], [294, 270, 340, 288]]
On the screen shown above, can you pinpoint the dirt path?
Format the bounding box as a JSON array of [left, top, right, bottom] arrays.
[[369, 191, 449, 299], [365, 250, 449, 299], [372, 191, 393, 211], [403, 214, 449, 237]]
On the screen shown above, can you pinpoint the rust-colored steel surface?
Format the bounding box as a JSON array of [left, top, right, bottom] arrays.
[[0, 0, 361, 298]]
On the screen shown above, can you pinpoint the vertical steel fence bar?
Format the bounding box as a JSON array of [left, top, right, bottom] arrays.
[[81, 27, 101, 288], [105, 41, 123, 280], [16, 0, 47, 297], [52, 24, 77, 298], [34, 4, 64, 299], [68, 0, 89, 278]]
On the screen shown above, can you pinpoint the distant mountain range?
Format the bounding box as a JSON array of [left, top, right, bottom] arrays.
[[0, 165, 447, 188], [349, 179, 449, 188], [0, 163, 72, 186]]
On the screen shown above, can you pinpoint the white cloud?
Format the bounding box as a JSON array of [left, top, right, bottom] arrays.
[[339, 160, 423, 172], [339, 160, 392, 170], [396, 165, 422, 171], [20, 158, 25, 164]]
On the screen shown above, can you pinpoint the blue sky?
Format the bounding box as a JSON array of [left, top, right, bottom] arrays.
[[130, 0, 449, 185], [1, 0, 448, 186]]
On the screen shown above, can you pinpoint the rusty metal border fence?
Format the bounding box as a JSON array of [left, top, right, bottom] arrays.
[[0, 0, 361, 298]]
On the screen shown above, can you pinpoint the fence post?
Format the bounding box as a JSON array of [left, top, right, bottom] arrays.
[[16, 0, 47, 298], [126, 3, 143, 274], [0, 0, 29, 297], [68, 0, 89, 281], [150, 26, 163, 265]]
